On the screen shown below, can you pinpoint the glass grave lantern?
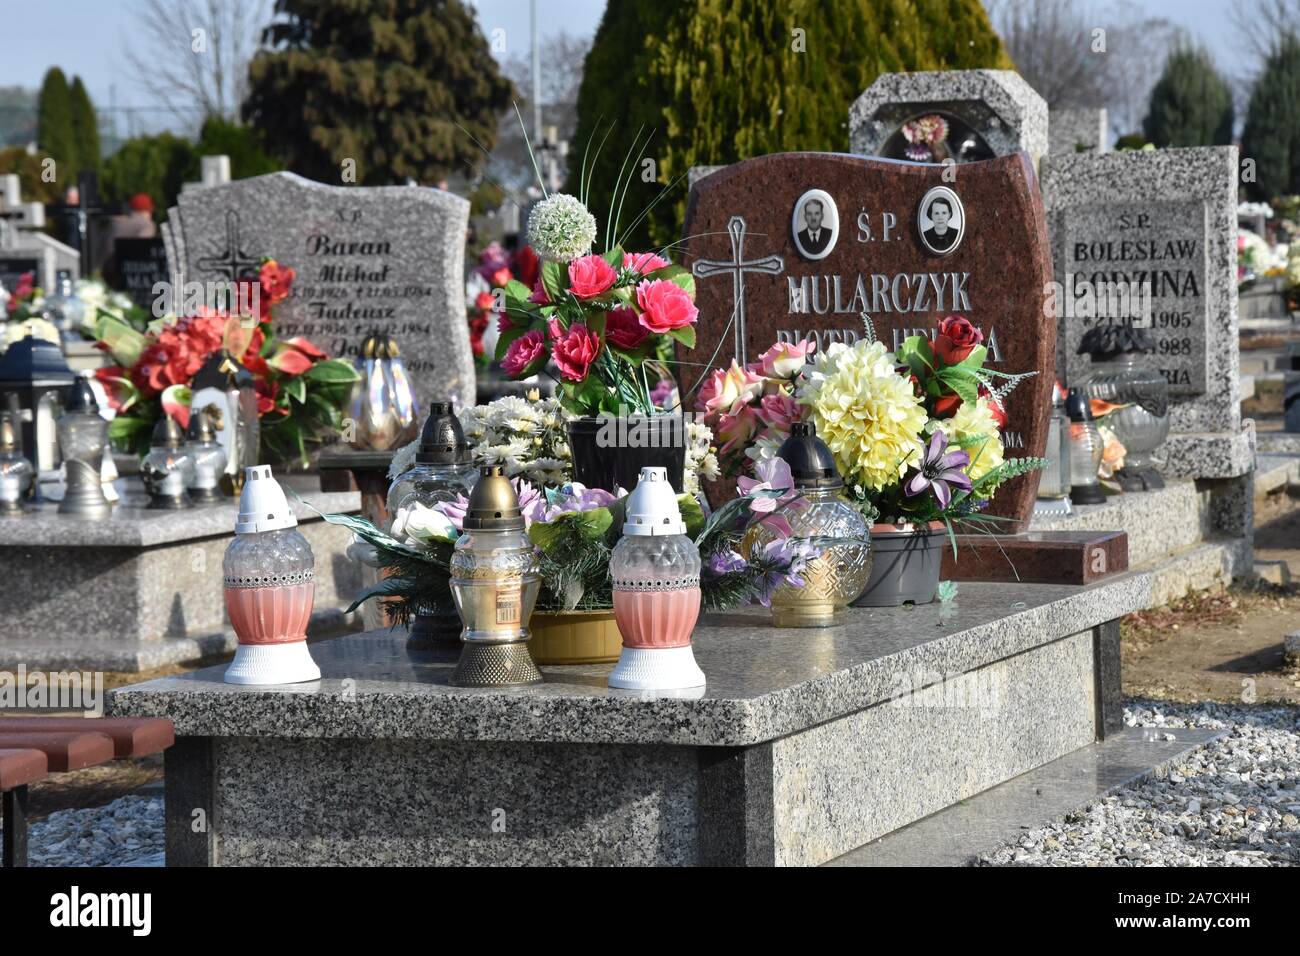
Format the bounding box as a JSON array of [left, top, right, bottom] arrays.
[[43, 271, 85, 341], [141, 416, 193, 509], [387, 401, 479, 642], [190, 351, 259, 497], [223, 465, 320, 685], [1077, 326, 1170, 491], [608, 466, 705, 691], [184, 409, 228, 504], [449, 466, 542, 687], [348, 332, 419, 450], [1033, 381, 1073, 517], [1066, 388, 1106, 506], [0, 333, 76, 473], [754, 422, 872, 628], [0, 414, 34, 516], [56, 377, 112, 519]]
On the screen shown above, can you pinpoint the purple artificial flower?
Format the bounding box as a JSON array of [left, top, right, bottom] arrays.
[[475, 241, 511, 280], [753, 537, 821, 606], [736, 456, 805, 537], [706, 549, 747, 576], [904, 431, 972, 510], [904, 144, 933, 162], [649, 378, 676, 409], [541, 482, 620, 521], [437, 479, 544, 529]]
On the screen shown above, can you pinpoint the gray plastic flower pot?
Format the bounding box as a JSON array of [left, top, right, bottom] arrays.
[[850, 523, 947, 607]]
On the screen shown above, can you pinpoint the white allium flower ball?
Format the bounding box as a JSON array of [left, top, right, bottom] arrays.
[[527, 193, 598, 262]]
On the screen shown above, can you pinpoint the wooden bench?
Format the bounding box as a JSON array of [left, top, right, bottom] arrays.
[[0, 717, 174, 867]]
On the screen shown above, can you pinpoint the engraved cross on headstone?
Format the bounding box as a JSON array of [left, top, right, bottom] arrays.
[[691, 216, 784, 366], [196, 211, 261, 280]]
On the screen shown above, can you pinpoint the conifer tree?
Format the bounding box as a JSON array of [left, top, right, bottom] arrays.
[[1241, 33, 1300, 200], [1143, 44, 1234, 148]]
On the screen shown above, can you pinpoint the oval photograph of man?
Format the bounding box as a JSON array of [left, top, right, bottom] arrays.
[[916, 186, 965, 256], [791, 189, 839, 261]]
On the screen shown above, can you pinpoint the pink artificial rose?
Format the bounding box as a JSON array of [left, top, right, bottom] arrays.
[[623, 251, 670, 274], [497, 312, 514, 332], [529, 278, 550, 304], [604, 306, 649, 350], [547, 316, 564, 340], [636, 279, 698, 333], [759, 392, 799, 432], [695, 361, 764, 417], [715, 404, 760, 455], [552, 323, 602, 382], [567, 254, 618, 300], [502, 329, 547, 377], [754, 339, 814, 379]]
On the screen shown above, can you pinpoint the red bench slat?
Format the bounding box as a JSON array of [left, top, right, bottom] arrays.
[[0, 732, 115, 772], [0, 749, 48, 790], [0, 717, 174, 759]]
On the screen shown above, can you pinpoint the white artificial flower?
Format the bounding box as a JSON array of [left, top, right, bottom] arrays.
[[397, 503, 457, 544], [527, 193, 598, 262]]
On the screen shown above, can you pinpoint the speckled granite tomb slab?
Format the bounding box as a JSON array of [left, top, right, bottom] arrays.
[[109, 576, 1150, 747], [116, 575, 1150, 866], [0, 490, 362, 663]]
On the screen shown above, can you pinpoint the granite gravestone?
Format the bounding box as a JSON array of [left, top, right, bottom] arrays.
[[850, 70, 1049, 170], [171, 172, 474, 410], [113, 237, 168, 308], [680, 151, 1055, 526], [1042, 147, 1240, 437]]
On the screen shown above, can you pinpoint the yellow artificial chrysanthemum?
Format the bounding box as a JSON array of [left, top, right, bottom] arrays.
[[938, 396, 1005, 483], [797, 341, 927, 492]]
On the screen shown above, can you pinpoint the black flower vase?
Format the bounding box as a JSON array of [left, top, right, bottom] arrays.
[[566, 414, 686, 493]]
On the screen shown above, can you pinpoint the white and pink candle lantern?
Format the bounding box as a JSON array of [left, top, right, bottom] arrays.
[[222, 465, 320, 685], [608, 466, 705, 691]]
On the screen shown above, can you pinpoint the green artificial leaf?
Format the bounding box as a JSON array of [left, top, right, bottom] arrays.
[[93, 313, 147, 368], [937, 367, 979, 406], [303, 359, 360, 385], [504, 278, 531, 300], [541, 259, 568, 302], [677, 493, 705, 538], [646, 264, 695, 296], [344, 576, 422, 615], [952, 344, 988, 371], [285, 377, 307, 403], [667, 324, 696, 349], [602, 246, 624, 268], [108, 413, 154, 455]]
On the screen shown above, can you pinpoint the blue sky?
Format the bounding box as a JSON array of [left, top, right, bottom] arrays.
[[0, 0, 1250, 136]]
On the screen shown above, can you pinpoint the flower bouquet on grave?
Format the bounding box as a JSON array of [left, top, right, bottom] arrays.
[[89, 259, 359, 464], [702, 314, 1045, 606], [465, 242, 539, 364], [1, 271, 64, 348]]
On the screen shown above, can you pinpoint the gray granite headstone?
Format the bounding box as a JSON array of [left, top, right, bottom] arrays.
[[172, 171, 474, 410], [849, 70, 1049, 170], [1041, 147, 1239, 436], [1049, 108, 1109, 155]]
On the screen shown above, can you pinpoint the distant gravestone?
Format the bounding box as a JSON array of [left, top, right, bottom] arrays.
[[680, 151, 1056, 526], [1048, 108, 1109, 155], [0, 256, 40, 295], [850, 70, 1049, 170], [1042, 147, 1239, 436], [113, 237, 168, 309], [170, 172, 474, 410]]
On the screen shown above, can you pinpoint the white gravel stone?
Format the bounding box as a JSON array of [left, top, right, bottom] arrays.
[[979, 700, 1300, 867]]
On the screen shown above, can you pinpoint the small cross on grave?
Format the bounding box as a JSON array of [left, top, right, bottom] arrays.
[[196, 211, 261, 280], [691, 216, 784, 366]]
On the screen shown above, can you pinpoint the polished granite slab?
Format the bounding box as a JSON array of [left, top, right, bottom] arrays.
[[826, 726, 1224, 866], [0, 488, 359, 547], [109, 573, 1153, 747]]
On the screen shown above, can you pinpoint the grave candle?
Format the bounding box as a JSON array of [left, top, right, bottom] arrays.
[[1035, 382, 1073, 514], [183, 410, 227, 504], [1066, 388, 1106, 505], [608, 467, 705, 691], [141, 416, 193, 510], [223, 465, 320, 685], [56, 378, 111, 519], [0, 415, 33, 515], [449, 466, 542, 687]]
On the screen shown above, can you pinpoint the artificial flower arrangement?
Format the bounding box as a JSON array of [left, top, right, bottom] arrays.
[[1, 271, 62, 348], [495, 191, 699, 417], [466, 242, 539, 363], [696, 313, 1045, 529], [332, 457, 829, 626], [89, 259, 358, 462], [900, 114, 951, 162]]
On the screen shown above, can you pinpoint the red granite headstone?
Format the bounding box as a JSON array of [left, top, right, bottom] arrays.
[[678, 151, 1055, 527]]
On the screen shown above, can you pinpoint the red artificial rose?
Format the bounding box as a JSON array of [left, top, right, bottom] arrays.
[[567, 254, 618, 300], [469, 313, 489, 358], [475, 290, 496, 313], [490, 267, 512, 288], [636, 279, 698, 333], [512, 245, 540, 288], [551, 323, 602, 382], [934, 315, 983, 365], [502, 329, 548, 377], [933, 392, 963, 418], [604, 306, 648, 350]]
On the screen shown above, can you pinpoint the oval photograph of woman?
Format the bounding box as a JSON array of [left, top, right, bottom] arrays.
[[791, 189, 839, 261], [916, 186, 965, 256]]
